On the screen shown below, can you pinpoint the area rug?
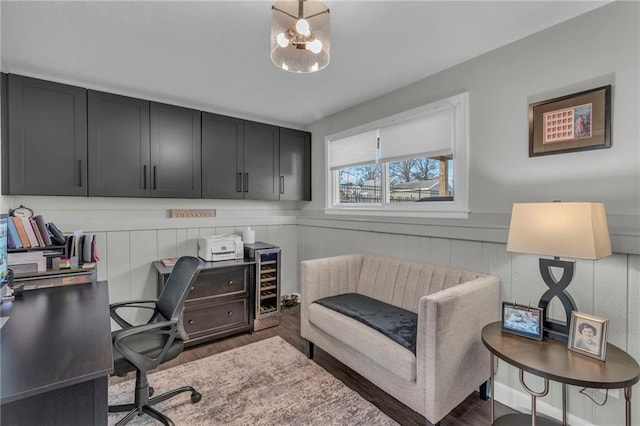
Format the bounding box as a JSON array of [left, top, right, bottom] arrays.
[[108, 336, 398, 425]]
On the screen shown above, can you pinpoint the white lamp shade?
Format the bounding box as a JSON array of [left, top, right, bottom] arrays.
[[506, 202, 612, 260], [271, 0, 330, 73]]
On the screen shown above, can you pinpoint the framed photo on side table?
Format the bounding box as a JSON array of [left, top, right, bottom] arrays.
[[569, 311, 608, 361], [529, 85, 611, 157], [501, 302, 543, 340]]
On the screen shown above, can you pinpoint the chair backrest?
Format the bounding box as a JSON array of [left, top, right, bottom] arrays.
[[156, 256, 202, 321]]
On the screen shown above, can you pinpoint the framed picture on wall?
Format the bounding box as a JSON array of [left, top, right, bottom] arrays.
[[529, 85, 611, 157], [568, 311, 608, 361]]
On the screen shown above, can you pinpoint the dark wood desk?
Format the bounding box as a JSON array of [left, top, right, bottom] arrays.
[[482, 321, 640, 426], [1, 281, 113, 426]]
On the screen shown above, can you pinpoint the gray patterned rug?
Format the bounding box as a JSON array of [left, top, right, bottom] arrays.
[[108, 336, 398, 425]]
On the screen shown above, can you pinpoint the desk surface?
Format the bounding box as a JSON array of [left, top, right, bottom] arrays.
[[0, 281, 113, 405], [482, 321, 640, 389]]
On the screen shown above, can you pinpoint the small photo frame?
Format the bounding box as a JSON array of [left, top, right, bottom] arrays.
[[529, 85, 611, 157], [568, 311, 608, 361], [501, 302, 543, 340]]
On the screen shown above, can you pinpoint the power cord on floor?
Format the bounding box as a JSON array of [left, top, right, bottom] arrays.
[[579, 387, 608, 406]]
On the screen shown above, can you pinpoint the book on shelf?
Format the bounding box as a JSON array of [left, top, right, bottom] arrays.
[[161, 257, 179, 267], [29, 217, 45, 247], [34, 215, 53, 246], [12, 217, 31, 248], [7, 218, 22, 249], [21, 217, 39, 247]]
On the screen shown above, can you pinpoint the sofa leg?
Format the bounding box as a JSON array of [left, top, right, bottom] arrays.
[[305, 340, 314, 359], [479, 378, 491, 400]]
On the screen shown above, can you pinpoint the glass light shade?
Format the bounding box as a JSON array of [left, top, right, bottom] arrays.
[[506, 202, 612, 260], [271, 0, 330, 74]]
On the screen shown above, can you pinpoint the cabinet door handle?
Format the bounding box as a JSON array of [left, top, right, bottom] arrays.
[[236, 173, 242, 193], [77, 160, 83, 187], [153, 166, 157, 190], [188, 319, 194, 324], [227, 311, 233, 316], [280, 176, 284, 194], [190, 286, 195, 291], [143, 165, 148, 189], [244, 173, 249, 193], [227, 280, 233, 285]]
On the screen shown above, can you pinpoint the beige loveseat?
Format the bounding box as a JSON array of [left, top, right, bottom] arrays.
[[300, 253, 500, 425]]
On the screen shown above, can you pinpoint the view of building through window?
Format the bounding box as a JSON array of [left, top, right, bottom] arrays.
[[337, 155, 453, 204]]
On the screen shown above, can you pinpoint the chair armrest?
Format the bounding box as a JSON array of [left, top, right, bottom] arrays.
[[112, 320, 180, 372], [110, 299, 158, 329], [417, 275, 500, 422]]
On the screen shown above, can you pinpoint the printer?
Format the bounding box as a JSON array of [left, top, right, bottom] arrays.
[[198, 234, 244, 262]]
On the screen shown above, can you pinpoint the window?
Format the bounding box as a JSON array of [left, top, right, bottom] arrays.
[[325, 93, 469, 218]]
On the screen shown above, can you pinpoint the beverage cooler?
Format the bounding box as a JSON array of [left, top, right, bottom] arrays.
[[244, 242, 281, 331]]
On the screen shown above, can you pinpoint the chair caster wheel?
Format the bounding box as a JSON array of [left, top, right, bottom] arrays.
[[149, 386, 155, 397], [191, 392, 202, 403]]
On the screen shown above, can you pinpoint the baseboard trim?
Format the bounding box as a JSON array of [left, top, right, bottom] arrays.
[[494, 382, 593, 426]]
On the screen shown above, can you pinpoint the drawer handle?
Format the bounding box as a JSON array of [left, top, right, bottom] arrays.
[[188, 320, 194, 324], [190, 286, 195, 291], [227, 280, 233, 285], [227, 311, 233, 316]]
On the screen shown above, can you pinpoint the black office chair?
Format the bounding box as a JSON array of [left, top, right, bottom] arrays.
[[109, 256, 203, 426]]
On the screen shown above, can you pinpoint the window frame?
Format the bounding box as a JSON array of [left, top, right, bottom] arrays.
[[324, 92, 469, 219]]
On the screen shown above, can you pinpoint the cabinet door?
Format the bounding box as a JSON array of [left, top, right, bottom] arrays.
[[88, 90, 150, 197], [279, 128, 311, 201], [243, 121, 279, 201], [4, 74, 87, 196], [150, 103, 201, 198], [201, 112, 243, 199]]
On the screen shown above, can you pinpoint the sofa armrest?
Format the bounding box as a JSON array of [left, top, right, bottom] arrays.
[[418, 275, 500, 423], [300, 254, 364, 339]]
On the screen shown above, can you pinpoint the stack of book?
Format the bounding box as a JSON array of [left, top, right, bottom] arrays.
[[6, 215, 63, 250]]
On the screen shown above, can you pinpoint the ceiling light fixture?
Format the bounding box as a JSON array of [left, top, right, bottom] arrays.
[[271, 0, 330, 74]]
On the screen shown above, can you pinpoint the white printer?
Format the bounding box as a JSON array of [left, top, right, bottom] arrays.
[[198, 234, 244, 262]]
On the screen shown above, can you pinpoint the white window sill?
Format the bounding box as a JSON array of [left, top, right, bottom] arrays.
[[324, 207, 470, 220]]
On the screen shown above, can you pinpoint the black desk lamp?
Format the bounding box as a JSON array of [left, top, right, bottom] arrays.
[[506, 202, 612, 341]]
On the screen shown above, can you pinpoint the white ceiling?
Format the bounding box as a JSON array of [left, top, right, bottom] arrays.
[[1, 1, 609, 129]]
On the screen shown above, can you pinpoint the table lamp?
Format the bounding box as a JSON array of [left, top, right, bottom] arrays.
[[506, 202, 611, 341]]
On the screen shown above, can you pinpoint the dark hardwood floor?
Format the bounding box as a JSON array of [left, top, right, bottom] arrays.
[[110, 305, 516, 425]]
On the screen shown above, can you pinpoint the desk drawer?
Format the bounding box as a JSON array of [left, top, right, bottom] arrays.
[[188, 266, 247, 301], [183, 299, 248, 337]]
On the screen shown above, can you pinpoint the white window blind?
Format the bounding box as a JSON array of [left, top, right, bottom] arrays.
[[378, 108, 453, 162], [329, 129, 378, 170]]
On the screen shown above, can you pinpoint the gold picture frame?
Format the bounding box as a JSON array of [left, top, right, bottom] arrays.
[[529, 85, 611, 157]]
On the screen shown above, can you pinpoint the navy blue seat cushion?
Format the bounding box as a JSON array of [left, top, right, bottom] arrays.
[[314, 293, 417, 355]]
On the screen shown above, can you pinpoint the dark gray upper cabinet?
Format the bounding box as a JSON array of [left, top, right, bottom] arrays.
[[88, 90, 150, 197], [2, 73, 309, 201], [201, 112, 244, 199], [3, 74, 87, 196], [88, 92, 201, 198], [243, 121, 279, 201], [279, 128, 311, 201], [202, 115, 281, 201], [150, 102, 201, 198]]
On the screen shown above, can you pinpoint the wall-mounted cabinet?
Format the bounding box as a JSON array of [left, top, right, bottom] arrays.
[[201, 113, 244, 199], [87, 90, 150, 197], [88, 91, 201, 198], [279, 127, 311, 201], [2, 74, 88, 196], [202, 112, 310, 201], [1, 73, 309, 201]]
